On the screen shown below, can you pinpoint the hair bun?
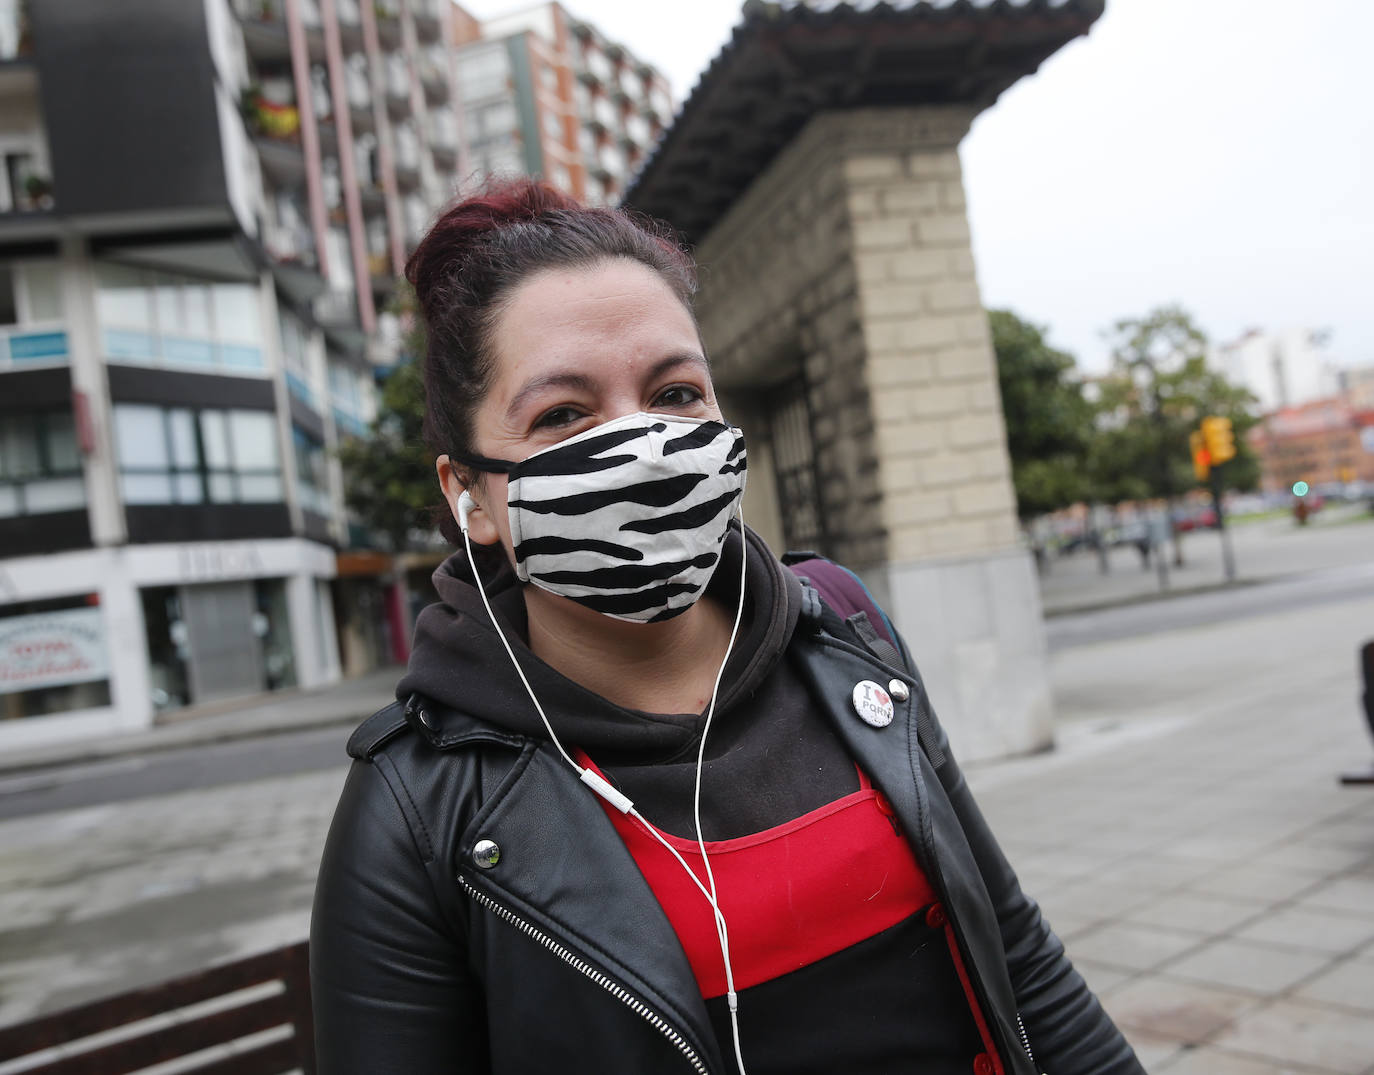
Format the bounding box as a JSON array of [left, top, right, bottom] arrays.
[[406, 178, 579, 314]]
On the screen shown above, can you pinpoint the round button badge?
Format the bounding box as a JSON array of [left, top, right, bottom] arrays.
[[852, 680, 895, 727]]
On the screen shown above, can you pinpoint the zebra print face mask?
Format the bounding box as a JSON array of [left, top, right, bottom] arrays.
[[479, 412, 747, 623]]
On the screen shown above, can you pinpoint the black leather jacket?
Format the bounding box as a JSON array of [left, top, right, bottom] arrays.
[[311, 610, 1143, 1074]]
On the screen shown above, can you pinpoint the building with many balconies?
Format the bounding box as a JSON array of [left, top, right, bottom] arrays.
[[0, 0, 467, 750], [452, 2, 674, 204]]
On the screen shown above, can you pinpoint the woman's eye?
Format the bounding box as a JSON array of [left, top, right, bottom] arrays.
[[653, 385, 703, 408], [534, 406, 583, 430]]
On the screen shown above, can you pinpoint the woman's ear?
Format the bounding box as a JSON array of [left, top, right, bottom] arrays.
[[437, 456, 501, 546]]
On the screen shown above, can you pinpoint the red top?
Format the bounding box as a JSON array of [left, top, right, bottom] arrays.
[[579, 753, 1006, 1072]]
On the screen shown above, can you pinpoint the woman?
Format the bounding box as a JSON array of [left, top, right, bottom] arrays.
[[310, 179, 1143, 1075]]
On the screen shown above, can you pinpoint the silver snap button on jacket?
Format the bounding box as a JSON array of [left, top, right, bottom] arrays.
[[473, 839, 501, 869], [888, 679, 910, 702]]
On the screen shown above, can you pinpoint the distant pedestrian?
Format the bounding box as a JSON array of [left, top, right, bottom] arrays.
[[309, 179, 1144, 1074]]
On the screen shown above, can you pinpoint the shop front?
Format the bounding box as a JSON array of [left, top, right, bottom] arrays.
[[0, 537, 340, 752]]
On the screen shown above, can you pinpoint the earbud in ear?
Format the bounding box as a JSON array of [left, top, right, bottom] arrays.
[[457, 490, 476, 533]]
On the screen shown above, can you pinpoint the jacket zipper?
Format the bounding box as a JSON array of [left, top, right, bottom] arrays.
[[458, 875, 711, 1075], [1016, 1011, 1045, 1073]]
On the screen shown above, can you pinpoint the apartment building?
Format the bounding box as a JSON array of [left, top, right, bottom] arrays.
[[0, 0, 464, 750], [453, 2, 674, 204]]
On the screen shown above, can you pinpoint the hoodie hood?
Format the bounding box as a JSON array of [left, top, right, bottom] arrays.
[[396, 524, 801, 755]]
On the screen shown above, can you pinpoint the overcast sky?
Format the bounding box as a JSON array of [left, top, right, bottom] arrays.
[[459, 0, 1374, 374]]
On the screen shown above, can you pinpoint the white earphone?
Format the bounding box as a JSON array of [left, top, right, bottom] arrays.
[[457, 490, 476, 533], [456, 486, 750, 1073]]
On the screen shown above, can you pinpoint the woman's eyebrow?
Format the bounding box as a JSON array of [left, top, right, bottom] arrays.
[[504, 353, 708, 421], [505, 372, 596, 422], [647, 353, 709, 381]]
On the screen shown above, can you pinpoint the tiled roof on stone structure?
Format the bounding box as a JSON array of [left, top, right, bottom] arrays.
[[623, 0, 1104, 244]]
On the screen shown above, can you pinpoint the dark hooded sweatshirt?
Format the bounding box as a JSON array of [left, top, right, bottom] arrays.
[[398, 527, 1000, 1074]]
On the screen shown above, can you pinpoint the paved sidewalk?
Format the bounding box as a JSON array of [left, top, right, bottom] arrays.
[[968, 592, 1374, 1073], [0, 669, 399, 775]]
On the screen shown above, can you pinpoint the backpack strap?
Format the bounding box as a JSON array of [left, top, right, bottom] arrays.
[[786, 553, 949, 771]]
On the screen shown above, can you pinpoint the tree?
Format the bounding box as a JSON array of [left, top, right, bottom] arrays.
[[1090, 305, 1259, 560], [989, 309, 1095, 518], [335, 297, 440, 551]]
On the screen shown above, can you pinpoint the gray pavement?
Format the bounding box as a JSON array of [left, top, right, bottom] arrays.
[[1, 524, 1372, 1071]]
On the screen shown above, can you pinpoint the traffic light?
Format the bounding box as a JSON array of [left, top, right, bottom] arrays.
[[1201, 415, 1236, 465], [1189, 430, 1211, 482]]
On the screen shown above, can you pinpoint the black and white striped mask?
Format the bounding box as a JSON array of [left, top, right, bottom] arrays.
[[496, 412, 747, 623]]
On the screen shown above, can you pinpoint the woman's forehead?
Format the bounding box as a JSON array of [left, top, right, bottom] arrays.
[[490, 260, 701, 376]]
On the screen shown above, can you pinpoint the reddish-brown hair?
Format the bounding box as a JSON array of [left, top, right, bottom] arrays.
[[405, 178, 697, 539]]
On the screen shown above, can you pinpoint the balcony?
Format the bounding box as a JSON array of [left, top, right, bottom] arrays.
[[384, 58, 411, 119], [412, 0, 443, 43], [418, 53, 449, 105], [0, 323, 68, 370], [373, 1, 402, 50], [314, 287, 357, 329], [335, 0, 363, 47], [242, 90, 306, 187], [234, 0, 292, 63], [0, 0, 32, 62]]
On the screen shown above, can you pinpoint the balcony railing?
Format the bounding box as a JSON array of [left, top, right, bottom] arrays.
[[0, 322, 68, 369]]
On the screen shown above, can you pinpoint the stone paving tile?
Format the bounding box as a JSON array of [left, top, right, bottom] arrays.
[[1162, 937, 1336, 996], [1100, 855, 1220, 894], [1065, 922, 1205, 974], [1157, 1044, 1336, 1074], [1249, 841, 1374, 877], [1123, 1031, 1188, 1072], [1294, 876, 1374, 919], [1234, 906, 1374, 956], [1125, 891, 1269, 936], [1100, 975, 1261, 1044], [1190, 864, 1326, 904], [1070, 957, 1138, 999], [1210, 998, 1374, 1075], [1291, 955, 1374, 1014], [1036, 880, 1157, 923]]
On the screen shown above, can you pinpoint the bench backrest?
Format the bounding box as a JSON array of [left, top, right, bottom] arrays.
[[0, 942, 315, 1075]]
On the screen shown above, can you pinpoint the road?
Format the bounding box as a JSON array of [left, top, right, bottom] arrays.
[[0, 724, 350, 822]]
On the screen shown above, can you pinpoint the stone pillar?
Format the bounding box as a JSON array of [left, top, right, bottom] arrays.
[[841, 108, 1052, 763], [694, 106, 1053, 763]]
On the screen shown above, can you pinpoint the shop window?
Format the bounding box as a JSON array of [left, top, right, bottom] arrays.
[[141, 586, 190, 712], [113, 404, 283, 506], [0, 410, 84, 517], [0, 594, 112, 720], [95, 264, 265, 372], [141, 579, 296, 712]]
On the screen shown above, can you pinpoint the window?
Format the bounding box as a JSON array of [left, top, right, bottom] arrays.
[[0, 411, 84, 517], [113, 404, 283, 506], [95, 265, 265, 372], [0, 261, 67, 369], [293, 425, 330, 517], [279, 311, 316, 409], [0, 150, 50, 213], [328, 357, 370, 436], [0, 594, 112, 720]]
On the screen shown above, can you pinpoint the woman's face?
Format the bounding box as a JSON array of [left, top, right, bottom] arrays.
[[438, 257, 722, 557]]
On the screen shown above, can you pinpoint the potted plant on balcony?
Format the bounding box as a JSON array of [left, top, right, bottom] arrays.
[[23, 174, 54, 210]]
